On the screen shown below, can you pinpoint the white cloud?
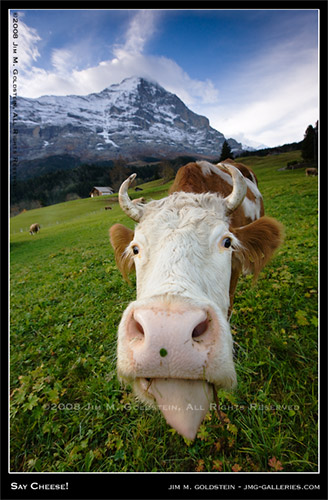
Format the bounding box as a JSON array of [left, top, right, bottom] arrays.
[[117, 10, 156, 55], [197, 39, 318, 146], [51, 49, 74, 75], [10, 12, 41, 71]]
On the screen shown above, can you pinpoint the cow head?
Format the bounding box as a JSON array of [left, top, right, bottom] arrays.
[[110, 165, 282, 440]]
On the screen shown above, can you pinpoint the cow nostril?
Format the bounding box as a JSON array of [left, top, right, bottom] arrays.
[[135, 320, 144, 336], [192, 319, 209, 339], [127, 314, 145, 341]]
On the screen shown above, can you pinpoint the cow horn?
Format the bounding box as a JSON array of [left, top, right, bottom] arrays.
[[218, 162, 247, 214], [118, 174, 145, 222]]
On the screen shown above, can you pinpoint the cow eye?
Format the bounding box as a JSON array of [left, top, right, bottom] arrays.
[[132, 245, 140, 255], [221, 237, 232, 249]]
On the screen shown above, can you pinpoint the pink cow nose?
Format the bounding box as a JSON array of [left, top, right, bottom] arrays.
[[125, 306, 215, 379]]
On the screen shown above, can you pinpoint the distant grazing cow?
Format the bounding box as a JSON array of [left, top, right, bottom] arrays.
[[105, 206, 112, 210], [29, 223, 40, 235], [109, 158, 283, 440], [305, 168, 318, 176]]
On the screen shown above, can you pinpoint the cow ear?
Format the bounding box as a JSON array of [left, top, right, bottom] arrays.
[[109, 224, 135, 281], [231, 217, 283, 280]]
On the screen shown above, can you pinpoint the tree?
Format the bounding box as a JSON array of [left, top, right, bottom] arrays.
[[109, 157, 130, 192], [301, 124, 317, 164], [159, 160, 175, 184], [314, 120, 318, 166], [219, 140, 233, 161]]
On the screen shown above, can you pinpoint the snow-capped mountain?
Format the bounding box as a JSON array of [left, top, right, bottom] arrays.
[[241, 140, 268, 151], [11, 77, 243, 165]]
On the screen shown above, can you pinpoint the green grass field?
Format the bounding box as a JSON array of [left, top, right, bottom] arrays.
[[10, 151, 318, 472]]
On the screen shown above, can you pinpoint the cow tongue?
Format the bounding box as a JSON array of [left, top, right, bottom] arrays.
[[148, 379, 213, 441]]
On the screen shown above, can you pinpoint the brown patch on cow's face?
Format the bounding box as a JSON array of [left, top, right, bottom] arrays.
[[231, 216, 284, 280], [109, 224, 135, 281]]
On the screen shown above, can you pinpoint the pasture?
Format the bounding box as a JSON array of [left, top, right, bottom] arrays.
[[10, 151, 318, 472]]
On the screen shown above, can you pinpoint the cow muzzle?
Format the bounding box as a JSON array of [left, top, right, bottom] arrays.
[[117, 303, 234, 440]]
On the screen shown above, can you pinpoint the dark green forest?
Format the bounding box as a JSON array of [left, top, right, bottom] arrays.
[[10, 156, 198, 215]]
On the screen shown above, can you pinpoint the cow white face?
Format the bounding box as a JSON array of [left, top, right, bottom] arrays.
[[129, 192, 238, 309], [114, 192, 240, 440]]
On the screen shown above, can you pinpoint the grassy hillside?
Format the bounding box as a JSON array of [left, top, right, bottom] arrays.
[[10, 178, 171, 235], [10, 151, 318, 472]]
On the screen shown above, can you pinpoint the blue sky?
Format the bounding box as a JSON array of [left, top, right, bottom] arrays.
[[10, 9, 319, 147]]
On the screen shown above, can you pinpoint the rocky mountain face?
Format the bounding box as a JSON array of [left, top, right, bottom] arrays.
[[11, 77, 243, 170]]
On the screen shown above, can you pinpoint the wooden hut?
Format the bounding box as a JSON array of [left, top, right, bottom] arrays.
[[89, 187, 114, 197]]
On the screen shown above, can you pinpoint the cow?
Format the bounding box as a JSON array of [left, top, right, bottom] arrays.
[[105, 206, 113, 210], [305, 168, 318, 176], [29, 223, 40, 235], [109, 159, 283, 440]]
